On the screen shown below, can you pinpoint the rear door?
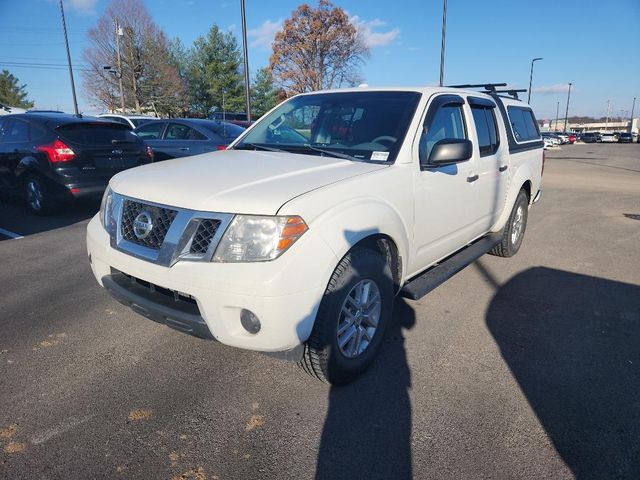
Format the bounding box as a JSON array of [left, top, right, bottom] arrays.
[[160, 122, 207, 158], [467, 97, 508, 231], [55, 122, 147, 179], [1, 118, 32, 183]]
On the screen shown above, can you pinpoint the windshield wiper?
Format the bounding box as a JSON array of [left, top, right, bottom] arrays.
[[303, 145, 365, 163], [235, 142, 285, 153]]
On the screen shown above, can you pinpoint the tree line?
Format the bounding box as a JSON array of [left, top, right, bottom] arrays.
[[81, 0, 367, 118]]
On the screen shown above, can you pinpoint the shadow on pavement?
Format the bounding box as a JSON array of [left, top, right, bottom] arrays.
[[315, 298, 415, 480], [482, 265, 640, 479], [0, 196, 98, 240]]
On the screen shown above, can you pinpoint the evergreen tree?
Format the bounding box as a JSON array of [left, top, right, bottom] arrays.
[[251, 68, 278, 118], [187, 25, 244, 116], [0, 70, 34, 109]]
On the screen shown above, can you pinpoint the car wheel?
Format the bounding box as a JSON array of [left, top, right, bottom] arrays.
[[299, 247, 394, 384], [490, 189, 529, 258], [24, 174, 58, 215]]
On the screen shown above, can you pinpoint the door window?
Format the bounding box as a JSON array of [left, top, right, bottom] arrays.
[[507, 106, 540, 141], [164, 123, 206, 140], [422, 105, 466, 160], [471, 106, 499, 156], [135, 122, 164, 139]]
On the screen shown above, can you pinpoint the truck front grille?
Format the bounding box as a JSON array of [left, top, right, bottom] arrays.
[[121, 199, 177, 250], [190, 219, 221, 254]]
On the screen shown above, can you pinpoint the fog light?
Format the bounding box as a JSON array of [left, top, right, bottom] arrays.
[[240, 309, 261, 334]]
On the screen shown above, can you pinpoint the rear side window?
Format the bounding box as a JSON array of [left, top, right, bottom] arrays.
[[57, 123, 138, 145], [165, 123, 206, 140], [471, 106, 499, 156], [135, 122, 164, 139], [4, 119, 30, 142], [507, 106, 540, 142]]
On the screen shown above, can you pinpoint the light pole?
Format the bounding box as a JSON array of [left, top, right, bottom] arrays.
[[527, 57, 543, 104], [114, 19, 125, 112], [240, 0, 251, 121], [555, 101, 560, 131], [563, 82, 572, 133], [59, 0, 79, 116], [630, 97, 636, 133], [438, 0, 447, 86]]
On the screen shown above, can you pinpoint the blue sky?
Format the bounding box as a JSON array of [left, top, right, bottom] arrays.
[[1, 0, 638, 121]]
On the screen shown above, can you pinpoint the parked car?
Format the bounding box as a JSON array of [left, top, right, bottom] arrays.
[[97, 113, 158, 129], [209, 111, 254, 129], [0, 103, 26, 116], [567, 133, 577, 144], [88, 85, 543, 384], [600, 133, 616, 143], [617, 132, 633, 143], [541, 132, 560, 146], [0, 113, 153, 214], [133, 119, 245, 161], [554, 132, 569, 144], [581, 132, 600, 143], [542, 137, 555, 149]]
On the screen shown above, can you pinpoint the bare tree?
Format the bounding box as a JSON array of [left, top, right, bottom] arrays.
[[269, 0, 369, 96], [82, 0, 186, 115]]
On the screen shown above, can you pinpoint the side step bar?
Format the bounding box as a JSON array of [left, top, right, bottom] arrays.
[[400, 233, 502, 300]]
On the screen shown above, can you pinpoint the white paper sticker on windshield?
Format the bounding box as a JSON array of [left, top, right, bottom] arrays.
[[370, 151, 389, 161]]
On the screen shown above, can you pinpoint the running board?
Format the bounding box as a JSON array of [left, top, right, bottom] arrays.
[[400, 234, 502, 300]]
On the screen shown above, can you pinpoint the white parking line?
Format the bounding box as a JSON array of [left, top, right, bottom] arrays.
[[0, 227, 24, 240]]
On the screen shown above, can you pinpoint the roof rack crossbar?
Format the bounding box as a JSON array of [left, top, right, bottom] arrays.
[[446, 83, 508, 91]]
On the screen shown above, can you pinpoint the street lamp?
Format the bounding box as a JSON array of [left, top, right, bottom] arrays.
[[563, 82, 572, 133], [59, 0, 79, 116], [240, 0, 251, 121], [439, 0, 447, 86], [527, 57, 543, 104]]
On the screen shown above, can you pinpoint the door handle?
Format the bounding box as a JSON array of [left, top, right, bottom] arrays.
[[498, 165, 508, 172], [179, 147, 190, 151], [466, 174, 479, 183]]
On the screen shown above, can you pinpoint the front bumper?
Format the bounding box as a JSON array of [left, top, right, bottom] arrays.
[[87, 214, 338, 353]]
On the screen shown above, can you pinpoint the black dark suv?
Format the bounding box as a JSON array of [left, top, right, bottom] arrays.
[[0, 113, 153, 214]]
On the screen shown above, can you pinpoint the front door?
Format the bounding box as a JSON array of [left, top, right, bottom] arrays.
[[410, 94, 481, 276]]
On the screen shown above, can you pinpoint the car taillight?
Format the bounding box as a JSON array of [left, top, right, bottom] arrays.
[[216, 145, 226, 151], [36, 139, 75, 163], [144, 144, 154, 161], [541, 150, 545, 177]]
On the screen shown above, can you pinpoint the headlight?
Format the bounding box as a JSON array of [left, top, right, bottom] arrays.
[[213, 215, 308, 262], [99, 186, 113, 232]]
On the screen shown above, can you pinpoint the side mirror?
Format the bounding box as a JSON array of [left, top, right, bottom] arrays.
[[423, 138, 473, 167]]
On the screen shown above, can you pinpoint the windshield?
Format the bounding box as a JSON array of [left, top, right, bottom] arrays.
[[234, 91, 421, 162]]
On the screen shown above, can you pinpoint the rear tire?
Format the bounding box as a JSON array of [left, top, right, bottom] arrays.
[[24, 174, 58, 215], [299, 247, 394, 385], [490, 189, 529, 258]]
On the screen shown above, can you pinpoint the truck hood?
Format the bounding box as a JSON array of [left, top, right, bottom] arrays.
[[109, 149, 388, 214]]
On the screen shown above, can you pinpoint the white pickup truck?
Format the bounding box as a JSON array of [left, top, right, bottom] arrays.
[[87, 84, 543, 384]]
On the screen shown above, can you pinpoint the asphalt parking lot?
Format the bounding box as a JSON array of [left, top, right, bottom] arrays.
[[1, 143, 639, 479]]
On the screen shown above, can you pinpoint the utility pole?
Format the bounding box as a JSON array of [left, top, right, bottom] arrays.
[[527, 57, 543, 104], [563, 82, 572, 133], [630, 97, 636, 133], [240, 0, 251, 121], [438, 0, 447, 86], [555, 101, 560, 131], [59, 0, 79, 116], [605, 99, 610, 131], [115, 19, 125, 113]]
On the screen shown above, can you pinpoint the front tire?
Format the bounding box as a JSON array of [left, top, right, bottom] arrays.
[[300, 247, 394, 384], [490, 189, 529, 258]]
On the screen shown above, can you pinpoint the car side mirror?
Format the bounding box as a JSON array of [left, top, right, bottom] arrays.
[[422, 138, 473, 168]]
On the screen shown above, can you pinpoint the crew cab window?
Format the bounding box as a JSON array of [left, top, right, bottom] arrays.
[[423, 105, 466, 160], [4, 119, 30, 142], [507, 106, 540, 141], [471, 106, 499, 156], [165, 123, 206, 140], [135, 122, 164, 139]]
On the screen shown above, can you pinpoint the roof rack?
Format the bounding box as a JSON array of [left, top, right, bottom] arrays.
[[445, 83, 527, 100]]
